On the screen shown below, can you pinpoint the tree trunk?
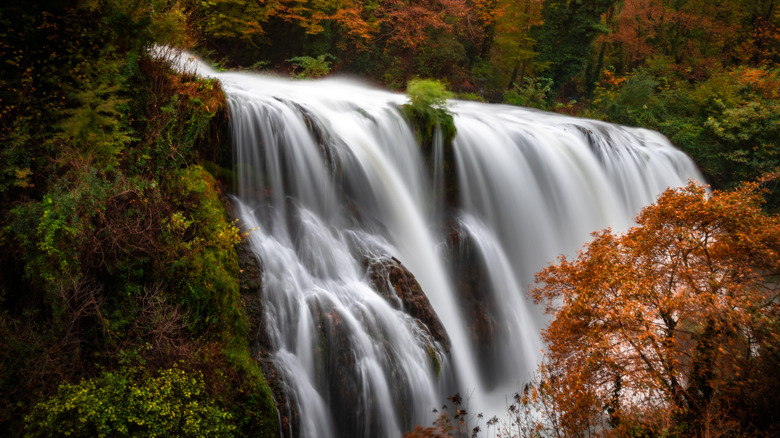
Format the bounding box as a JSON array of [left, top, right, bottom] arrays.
[[507, 65, 519, 90]]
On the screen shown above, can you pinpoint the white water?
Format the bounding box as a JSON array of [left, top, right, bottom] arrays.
[[172, 53, 703, 437]]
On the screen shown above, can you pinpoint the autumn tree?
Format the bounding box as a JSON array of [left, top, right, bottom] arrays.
[[600, 0, 738, 80], [487, 0, 543, 91], [195, 0, 374, 67], [374, 0, 473, 84], [194, 0, 479, 85], [530, 179, 780, 436]]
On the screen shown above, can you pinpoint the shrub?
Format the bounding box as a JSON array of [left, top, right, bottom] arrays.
[[503, 77, 553, 110], [160, 166, 245, 344], [402, 78, 456, 147], [600, 71, 665, 127], [406, 78, 452, 110], [287, 54, 335, 78], [25, 366, 236, 437]]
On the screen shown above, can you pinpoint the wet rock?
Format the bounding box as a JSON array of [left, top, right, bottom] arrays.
[[226, 198, 296, 437], [364, 255, 449, 349], [444, 220, 500, 373]]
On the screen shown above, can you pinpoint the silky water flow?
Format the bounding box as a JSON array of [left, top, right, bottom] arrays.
[[176, 54, 703, 438]]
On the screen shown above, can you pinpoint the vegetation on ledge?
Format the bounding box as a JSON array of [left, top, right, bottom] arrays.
[[402, 78, 456, 149]]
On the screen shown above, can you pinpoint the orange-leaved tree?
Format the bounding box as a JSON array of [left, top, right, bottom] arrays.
[[530, 178, 780, 436]]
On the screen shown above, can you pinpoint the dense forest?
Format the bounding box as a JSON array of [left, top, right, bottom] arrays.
[[1, 0, 778, 437]]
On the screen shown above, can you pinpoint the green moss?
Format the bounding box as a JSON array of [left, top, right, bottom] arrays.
[[223, 349, 279, 437], [427, 344, 442, 377]]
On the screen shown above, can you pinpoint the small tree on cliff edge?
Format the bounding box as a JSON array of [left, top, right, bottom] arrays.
[[531, 177, 780, 437]]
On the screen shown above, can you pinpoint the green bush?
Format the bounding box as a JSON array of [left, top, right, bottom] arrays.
[[503, 77, 553, 110], [406, 78, 452, 110], [600, 71, 665, 127], [588, 67, 779, 210], [287, 54, 334, 79], [161, 166, 245, 344], [25, 366, 236, 437], [705, 101, 779, 182], [402, 78, 456, 147]]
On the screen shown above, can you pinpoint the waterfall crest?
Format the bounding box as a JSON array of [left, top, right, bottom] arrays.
[[178, 55, 703, 437]]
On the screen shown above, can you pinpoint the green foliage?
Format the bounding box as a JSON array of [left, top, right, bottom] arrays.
[[406, 78, 453, 111], [401, 78, 460, 208], [8, 170, 118, 290], [533, 0, 619, 97], [287, 54, 335, 79], [705, 101, 778, 181], [197, 0, 270, 41], [503, 76, 552, 110], [414, 34, 468, 81], [485, 0, 545, 98], [599, 71, 665, 126], [456, 92, 486, 102], [161, 166, 246, 344], [151, 78, 225, 173], [402, 79, 456, 147], [146, 2, 190, 48], [57, 72, 131, 171], [25, 366, 236, 437], [220, 349, 279, 437], [0, 3, 277, 435], [588, 67, 779, 209], [20, 194, 83, 285]]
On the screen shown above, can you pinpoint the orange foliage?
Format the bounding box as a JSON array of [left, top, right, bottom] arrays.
[[607, 0, 743, 73], [733, 17, 780, 66], [468, 0, 503, 27], [607, 0, 664, 64], [330, 6, 375, 42], [600, 70, 625, 88], [531, 178, 780, 435], [732, 67, 780, 100], [403, 425, 452, 438], [402, 412, 454, 438], [379, 0, 469, 50], [264, 0, 372, 38]]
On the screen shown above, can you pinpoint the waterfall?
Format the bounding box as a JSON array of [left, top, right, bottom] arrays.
[[175, 54, 703, 437]]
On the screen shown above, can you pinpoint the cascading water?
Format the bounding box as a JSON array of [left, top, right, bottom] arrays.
[[449, 104, 701, 409], [174, 53, 703, 437]]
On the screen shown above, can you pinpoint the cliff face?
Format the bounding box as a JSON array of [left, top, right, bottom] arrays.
[[0, 23, 277, 434]]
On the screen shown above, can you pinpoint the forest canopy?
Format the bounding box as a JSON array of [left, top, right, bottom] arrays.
[[193, 0, 779, 202]]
